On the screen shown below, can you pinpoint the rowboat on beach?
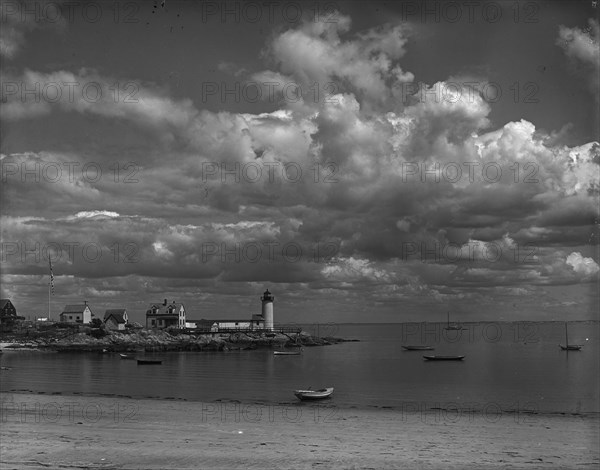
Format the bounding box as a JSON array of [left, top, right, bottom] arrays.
[[559, 322, 582, 351], [274, 350, 302, 355], [423, 355, 465, 361], [137, 359, 162, 365], [294, 387, 334, 400], [402, 345, 434, 351]]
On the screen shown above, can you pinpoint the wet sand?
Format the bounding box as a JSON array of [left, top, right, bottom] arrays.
[[1, 392, 598, 469]]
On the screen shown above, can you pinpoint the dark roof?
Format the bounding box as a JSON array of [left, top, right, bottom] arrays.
[[104, 309, 126, 320], [104, 312, 126, 324], [0, 299, 11, 309], [61, 304, 90, 314], [146, 303, 185, 315], [251, 314, 264, 321]]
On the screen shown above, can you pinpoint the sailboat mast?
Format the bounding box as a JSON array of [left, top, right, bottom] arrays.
[[565, 322, 568, 347]]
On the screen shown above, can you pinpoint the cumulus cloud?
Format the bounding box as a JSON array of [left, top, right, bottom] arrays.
[[260, 12, 413, 111], [566, 252, 600, 277], [0, 0, 66, 59], [557, 18, 600, 67], [1, 11, 599, 320], [557, 19, 600, 95]]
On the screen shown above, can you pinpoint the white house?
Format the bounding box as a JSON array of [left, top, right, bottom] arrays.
[[186, 315, 265, 331], [59, 302, 93, 324]]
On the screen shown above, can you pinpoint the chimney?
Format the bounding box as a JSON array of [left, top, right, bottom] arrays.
[[164, 299, 167, 306], [84, 300, 88, 306]]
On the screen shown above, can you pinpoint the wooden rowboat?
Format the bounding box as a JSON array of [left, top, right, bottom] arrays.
[[294, 387, 334, 400], [402, 345, 434, 351], [137, 359, 162, 365], [274, 350, 302, 355], [120, 354, 135, 359], [423, 355, 465, 361]]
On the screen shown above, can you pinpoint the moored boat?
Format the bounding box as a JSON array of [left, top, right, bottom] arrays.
[[294, 387, 334, 400], [423, 355, 465, 361], [137, 359, 162, 365], [120, 354, 135, 359], [559, 322, 583, 351], [560, 345, 582, 351], [274, 350, 302, 355], [402, 345, 434, 351], [444, 312, 464, 331]]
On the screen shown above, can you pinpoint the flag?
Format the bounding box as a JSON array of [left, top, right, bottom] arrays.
[[49, 257, 55, 295]]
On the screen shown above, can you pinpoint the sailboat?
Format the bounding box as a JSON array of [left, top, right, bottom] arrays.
[[559, 322, 582, 351], [444, 312, 463, 331]]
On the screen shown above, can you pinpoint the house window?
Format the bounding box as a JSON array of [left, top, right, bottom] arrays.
[[69, 315, 72, 320]]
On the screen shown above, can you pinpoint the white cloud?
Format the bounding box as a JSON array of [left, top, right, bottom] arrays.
[[557, 19, 600, 67], [260, 12, 413, 111], [566, 252, 599, 277]]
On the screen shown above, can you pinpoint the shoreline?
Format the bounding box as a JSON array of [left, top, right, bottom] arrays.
[[0, 329, 358, 353], [1, 391, 598, 469], [1, 388, 598, 420]]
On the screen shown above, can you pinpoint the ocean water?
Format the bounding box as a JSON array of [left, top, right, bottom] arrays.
[[1, 322, 598, 414]]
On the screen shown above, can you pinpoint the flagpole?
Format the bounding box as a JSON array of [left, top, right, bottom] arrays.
[[48, 257, 54, 321]]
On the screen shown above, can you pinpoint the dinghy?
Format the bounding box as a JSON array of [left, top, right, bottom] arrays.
[[423, 355, 465, 361], [293, 387, 334, 400]]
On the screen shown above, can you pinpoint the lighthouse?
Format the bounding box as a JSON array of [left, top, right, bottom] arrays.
[[261, 289, 274, 330]]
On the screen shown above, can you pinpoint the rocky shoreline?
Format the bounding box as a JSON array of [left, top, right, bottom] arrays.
[[0, 329, 358, 352]]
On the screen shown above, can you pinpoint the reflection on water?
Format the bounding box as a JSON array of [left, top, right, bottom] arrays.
[[1, 322, 598, 413]]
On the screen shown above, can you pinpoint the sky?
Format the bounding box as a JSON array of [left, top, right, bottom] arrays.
[[0, 0, 599, 325]]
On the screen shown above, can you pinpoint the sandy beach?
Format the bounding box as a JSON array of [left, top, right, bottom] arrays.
[[1, 392, 598, 469]]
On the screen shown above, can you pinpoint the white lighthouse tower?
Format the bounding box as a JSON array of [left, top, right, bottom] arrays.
[[261, 289, 274, 330]]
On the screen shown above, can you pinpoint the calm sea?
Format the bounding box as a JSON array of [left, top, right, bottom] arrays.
[[1, 322, 598, 414]]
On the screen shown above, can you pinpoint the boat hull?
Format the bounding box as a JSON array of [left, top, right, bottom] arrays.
[[274, 351, 301, 355], [423, 355, 465, 361], [294, 388, 334, 400], [137, 360, 162, 365], [402, 345, 434, 351], [559, 345, 582, 351]]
